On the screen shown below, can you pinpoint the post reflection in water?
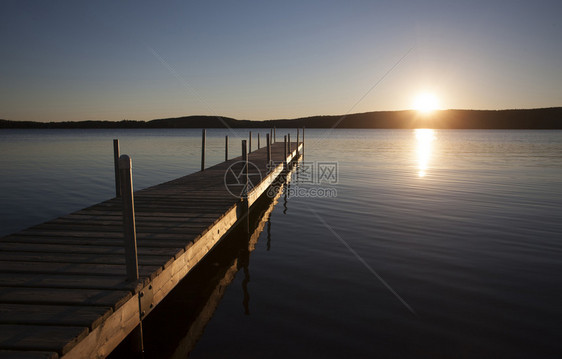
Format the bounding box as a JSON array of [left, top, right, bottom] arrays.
[[266, 220, 271, 251], [283, 180, 289, 214], [415, 129, 435, 178]]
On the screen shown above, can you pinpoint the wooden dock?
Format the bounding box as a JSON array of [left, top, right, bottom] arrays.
[[0, 133, 303, 359]]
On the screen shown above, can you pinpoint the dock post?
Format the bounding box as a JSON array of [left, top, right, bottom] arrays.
[[119, 155, 139, 282], [284, 135, 288, 170], [249, 131, 252, 153], [266, 133, 271, 171], [258, 133, 261, 149], [241, 140, 249, 233], [201, 129, 206, 171], [274, 127, 276, 143], [225, 135, 228, 161], [296, 128, 300, 156], [288, 133, 291, 155], [270, 128, 274, 144], [119, 155, 144, 353], [113, 139, 121, 197], [302, 127, 305, 157]]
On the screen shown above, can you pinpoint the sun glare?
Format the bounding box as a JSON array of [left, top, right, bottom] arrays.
[[413, 93, 440, 114]]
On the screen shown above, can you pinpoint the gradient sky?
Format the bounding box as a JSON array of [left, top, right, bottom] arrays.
[[1, 0, 561, 122]]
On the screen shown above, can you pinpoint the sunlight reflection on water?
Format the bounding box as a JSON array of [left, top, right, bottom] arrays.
[[415, 128, 435, 178]]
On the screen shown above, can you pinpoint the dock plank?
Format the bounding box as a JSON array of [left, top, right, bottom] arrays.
[[0, 287, 131, 309], [0, 235, 190, 250], [0, 304, 112, 330], [0, 242, 182, 256], [0, 273, 141, 292], [0, 325, 87, 356], [0, 252, 172, 266], [0, 261, 160, 278], [0, 350, 58, 359]]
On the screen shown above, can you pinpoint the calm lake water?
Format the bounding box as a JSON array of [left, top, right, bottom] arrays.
[[1, 128, 561, 358]]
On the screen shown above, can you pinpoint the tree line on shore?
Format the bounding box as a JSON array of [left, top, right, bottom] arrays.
[[1, 107, 561, 129]]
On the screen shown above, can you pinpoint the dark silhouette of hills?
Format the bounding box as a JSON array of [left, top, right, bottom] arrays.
[[1, 108, 561, 129]]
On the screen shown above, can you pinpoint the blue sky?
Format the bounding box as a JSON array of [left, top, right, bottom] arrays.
[[1, 0, 561, 122]]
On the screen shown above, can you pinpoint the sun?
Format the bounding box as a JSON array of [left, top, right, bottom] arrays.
[[413, 93, 440, 114]]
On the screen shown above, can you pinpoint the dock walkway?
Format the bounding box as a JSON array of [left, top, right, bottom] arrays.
[[0, 139, 302, 359]]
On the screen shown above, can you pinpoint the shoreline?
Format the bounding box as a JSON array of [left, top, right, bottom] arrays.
[[1, 107, 562, 129]]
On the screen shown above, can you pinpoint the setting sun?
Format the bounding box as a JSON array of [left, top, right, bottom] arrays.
[[413, 93, 440, 114]]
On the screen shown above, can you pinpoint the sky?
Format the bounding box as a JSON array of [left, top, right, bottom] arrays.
[[1, 0, 561, 122]]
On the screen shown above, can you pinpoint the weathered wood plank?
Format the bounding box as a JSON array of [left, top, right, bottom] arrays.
[[0, 287, 131, 309], [24, 224, 208, 236], [0, 304, 112, 330], [0, 350, 58, 359], [60, 289, 140, 359], [0, 236, 190, 250], [0, 273, 142, 292], [0, 243, 183, 256], [15, 229, 203, 239], [0, 252, 172, 266], [0, 261, 160, 278], [0, 325, 88, 355]]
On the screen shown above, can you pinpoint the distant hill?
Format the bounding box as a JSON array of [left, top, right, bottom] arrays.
[[1, 108, 561, 129]]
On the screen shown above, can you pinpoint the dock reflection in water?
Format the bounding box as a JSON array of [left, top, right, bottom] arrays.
[[109, 168, 295, 359]]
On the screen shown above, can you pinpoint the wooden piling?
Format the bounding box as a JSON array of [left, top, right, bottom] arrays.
[[118, 155, 139, 282], [241, 140, 249, 233], [113, 139, 121, 197], [296, 129, 300, 156], [201, 129, 206, 171], [266, 133, 271, 171], [302, 127, 305, 157], [258, 133, 261, 149], [225, 135, 229, 161], [288, 133, 291, 154], [249, 131, 252, 153], [120, 154, 145, 354]]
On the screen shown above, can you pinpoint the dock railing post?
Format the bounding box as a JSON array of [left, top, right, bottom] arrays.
[[274, 127, 276, 143], [258, 133, 261, 149], [296, 128, 300, 156], [302, 127, 305, 157], [225, 135, 229, 161], [119, 155, 139, 282], [249, 131, 252, 153], [118, 155, 143, 355], [266, 133, 271, 172], [288, 133, 291, 155], [284, 135, 288, 169], [241, 140, 249, 233], [201, 129, 206, 171], [113, 139, 121, 197]]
